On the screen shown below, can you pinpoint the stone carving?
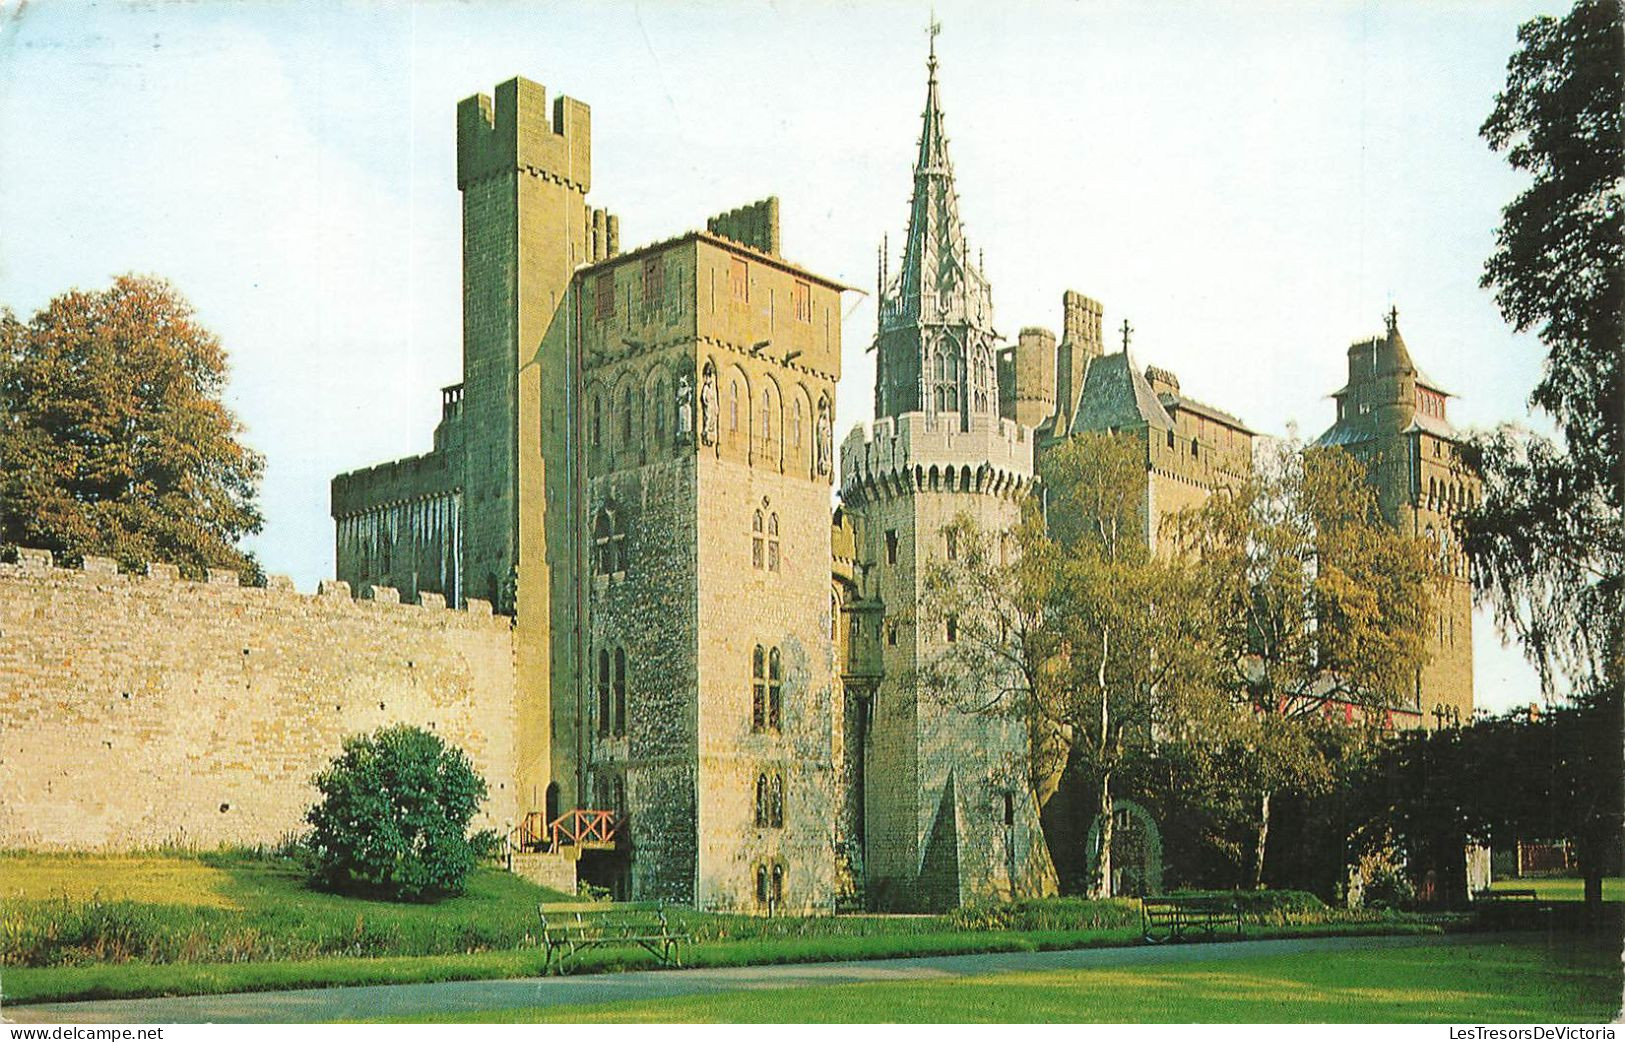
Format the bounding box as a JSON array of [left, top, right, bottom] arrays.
[[699, 362, 719, 447], [676, 372, 694, 444], [815, 397, 833, 476]]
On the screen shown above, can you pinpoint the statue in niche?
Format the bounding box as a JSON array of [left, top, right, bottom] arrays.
[[676, 372, 694, 444], [815, 397, 833, 476], [699, 362, 719, 447]]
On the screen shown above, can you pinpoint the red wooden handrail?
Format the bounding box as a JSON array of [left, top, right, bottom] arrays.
[[549, 808, 619, 848]]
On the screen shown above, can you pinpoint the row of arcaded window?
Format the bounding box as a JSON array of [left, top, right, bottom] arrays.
[[754, 772, 784, 829], [590, 380, 673, 456], [596, 646, 627, 737], [752, 510, 781, 572], [751, 645, 783, 732]]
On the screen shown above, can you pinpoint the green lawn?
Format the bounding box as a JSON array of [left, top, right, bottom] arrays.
[[400, 936, 1622, 1024], [1, 850, 572, 966], [0, 850, 1448, 1006], [1488, 876, 1624, 901]]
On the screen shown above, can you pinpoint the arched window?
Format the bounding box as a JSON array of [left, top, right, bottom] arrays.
[[752, 645, 767, 732], [1191, 437, 1200, 458], [755, 773, 769, 827], [1429, 477, 1438, 509], [594, 509, 614, 575], [769, 772, 784, 828], [592, 394, 603, 448], [752, 510, 765, 570], [767, 647, 783, 730], [621, 387, 633, 445], [770, 863, 784, 905], [649, 380, 666, 448], [597, 648, 611, 736], [756, 864, 769, 904], [767, 513, 780, 573], [613, 648, 627, 736], [729, 380, 740, 433]]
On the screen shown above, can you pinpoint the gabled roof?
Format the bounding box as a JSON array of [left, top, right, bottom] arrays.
[[1069, 351, 1173, 435]]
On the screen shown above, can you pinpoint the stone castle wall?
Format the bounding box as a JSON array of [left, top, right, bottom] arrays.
[[0, 551, 517, 850]]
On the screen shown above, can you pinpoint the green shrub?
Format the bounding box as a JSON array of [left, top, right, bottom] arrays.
[[305, 726, 488, 901]]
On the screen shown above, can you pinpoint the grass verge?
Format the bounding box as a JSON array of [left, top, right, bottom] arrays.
[[387, 935, 1622, 1024], [0, 921, 1447, 1005]]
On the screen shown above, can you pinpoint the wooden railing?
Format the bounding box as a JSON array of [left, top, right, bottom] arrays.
[[551, 808, 618, 849], [509, 808, 620, 854]]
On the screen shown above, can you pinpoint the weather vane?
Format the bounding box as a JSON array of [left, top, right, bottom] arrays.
[[928, 11, 940, 60]]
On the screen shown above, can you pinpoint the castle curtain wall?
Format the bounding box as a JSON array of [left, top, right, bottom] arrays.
[[0, 554, 517, 850]]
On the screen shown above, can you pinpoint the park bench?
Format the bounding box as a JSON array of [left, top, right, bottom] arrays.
[[537, 901, 690, 974], [1140, 895, 1244, 944]]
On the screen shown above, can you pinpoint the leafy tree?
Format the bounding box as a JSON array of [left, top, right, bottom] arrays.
[[1170, 441, 1432, 887], [918, 433, 1219, 897], [0, 275, 264, 578], [1353, 690, 1622, 910], [305, 725, 490, 901], [1464, 0, 1623, 702]]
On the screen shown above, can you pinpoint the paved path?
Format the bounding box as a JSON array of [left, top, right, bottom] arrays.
[[5, 933, 1484, 1024]]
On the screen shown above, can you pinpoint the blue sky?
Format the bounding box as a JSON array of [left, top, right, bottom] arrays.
[[0, 0, 1572, 710]]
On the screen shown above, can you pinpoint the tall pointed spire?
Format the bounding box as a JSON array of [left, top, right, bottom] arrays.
[[874, 29, 999, 427]]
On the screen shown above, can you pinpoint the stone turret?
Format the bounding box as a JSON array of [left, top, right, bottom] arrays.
[[873, 40, 1000, 429]]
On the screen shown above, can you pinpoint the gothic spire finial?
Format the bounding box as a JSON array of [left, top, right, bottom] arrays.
[[928, 11, 940, 70], [1120, 318, 1134, 352], [1386, 304, 1399, 334]]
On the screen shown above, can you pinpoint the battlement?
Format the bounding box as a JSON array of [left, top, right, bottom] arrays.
[[840, 411, 1033, 499], [707, 197, 780, 256], [457, 76, 591, 193], [331, 447, 458, 518], [0, 549, 501, 626]]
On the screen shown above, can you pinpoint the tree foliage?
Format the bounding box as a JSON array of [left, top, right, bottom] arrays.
[[1173, 441, 1434, 718], [918, 433, 1219, 897], [0, 275, 264, 578], [305, 725, 490, 901], [1168, 441, 1430, 887], [1353, 686, 1623, 908], [1465, 0, 1624, 698]]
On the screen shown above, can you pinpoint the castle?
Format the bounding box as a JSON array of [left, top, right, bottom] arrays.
[[0, 46, 1477, 909]]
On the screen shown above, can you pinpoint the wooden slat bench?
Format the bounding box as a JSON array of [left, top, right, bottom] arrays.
[[537, 901, 690, 974], [1140, 896, 1244, 943], [1475, 888, 1539, 902]]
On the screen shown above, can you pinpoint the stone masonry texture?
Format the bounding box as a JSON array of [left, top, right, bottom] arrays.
[[0, 556, 517, 849]]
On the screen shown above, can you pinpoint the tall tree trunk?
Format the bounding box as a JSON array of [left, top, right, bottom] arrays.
[[1252, 789, 1272, 890], [1092, 625, 1113, 899], [1094, 767, 1114, 899]]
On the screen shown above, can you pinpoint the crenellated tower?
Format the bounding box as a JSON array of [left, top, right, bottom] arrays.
[[841, 35, 1056, 911], [874, 38, 1000, 431]]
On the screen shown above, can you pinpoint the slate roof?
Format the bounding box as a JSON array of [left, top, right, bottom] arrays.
[[1069, 351, 1173, 434]]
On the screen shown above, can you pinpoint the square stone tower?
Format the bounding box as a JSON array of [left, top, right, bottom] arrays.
[[573, 206, 847, 909]]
